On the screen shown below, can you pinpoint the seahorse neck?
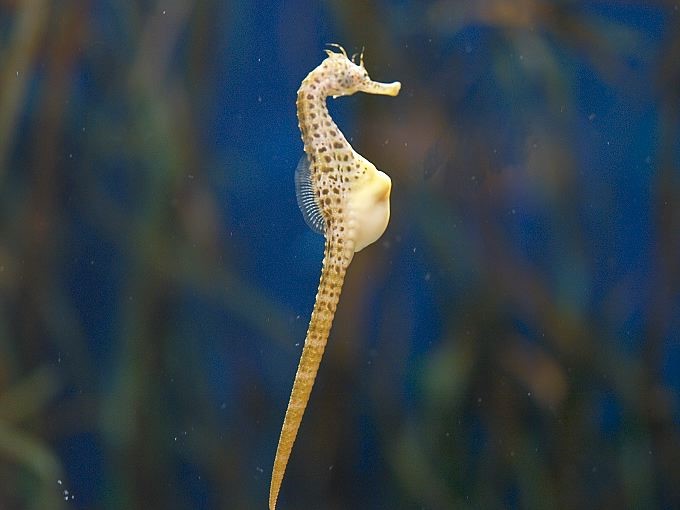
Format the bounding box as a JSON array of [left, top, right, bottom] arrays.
[[296, 72, 350, 157]]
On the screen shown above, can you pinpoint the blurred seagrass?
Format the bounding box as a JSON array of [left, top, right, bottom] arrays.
[[0, 367, 64, 510], [0, 0, 49, 182], [0, 0, 678, 509]]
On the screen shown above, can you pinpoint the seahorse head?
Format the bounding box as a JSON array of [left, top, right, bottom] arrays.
[[320, 44, 401, 98]]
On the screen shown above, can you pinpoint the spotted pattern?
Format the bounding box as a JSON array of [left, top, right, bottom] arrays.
[[270, 46, 399, 510]]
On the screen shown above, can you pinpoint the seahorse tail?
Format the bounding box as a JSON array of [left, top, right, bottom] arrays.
[[269, 239, 347, 510]]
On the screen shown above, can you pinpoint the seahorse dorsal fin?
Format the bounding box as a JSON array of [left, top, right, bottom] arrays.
[[294, 155, 326, 236]]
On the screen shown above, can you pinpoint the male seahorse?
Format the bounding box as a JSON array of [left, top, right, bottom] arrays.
[[269, 45, 400, 510]]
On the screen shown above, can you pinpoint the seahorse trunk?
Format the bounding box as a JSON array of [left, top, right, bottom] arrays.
[[269, 237, 348, 510]]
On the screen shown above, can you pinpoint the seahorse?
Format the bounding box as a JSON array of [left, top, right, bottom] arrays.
[[269, 45, 400, 510]]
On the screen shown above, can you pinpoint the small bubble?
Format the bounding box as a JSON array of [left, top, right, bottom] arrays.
[[162, 10, 166, 14], [588, 113, 596, 121]]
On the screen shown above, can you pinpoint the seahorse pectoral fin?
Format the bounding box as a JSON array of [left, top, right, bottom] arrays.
[[295, 155, 326, 236], [359, 79, 401, 97]]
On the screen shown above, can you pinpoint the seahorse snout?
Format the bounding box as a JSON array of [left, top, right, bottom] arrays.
[[360, 80, 401, 97]]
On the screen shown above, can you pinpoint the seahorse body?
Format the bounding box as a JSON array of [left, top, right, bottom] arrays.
[[269, 45, 400, 510]]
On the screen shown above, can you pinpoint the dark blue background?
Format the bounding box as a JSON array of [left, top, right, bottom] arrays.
[[0, 1, 678, 509]]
